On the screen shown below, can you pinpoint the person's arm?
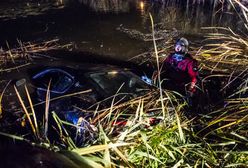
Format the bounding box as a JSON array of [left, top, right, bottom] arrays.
[[153, 53, 172, 80], [187, 60, 198, 93]]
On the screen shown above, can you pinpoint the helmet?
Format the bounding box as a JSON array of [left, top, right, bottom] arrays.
[[175, 37, 189, 54]]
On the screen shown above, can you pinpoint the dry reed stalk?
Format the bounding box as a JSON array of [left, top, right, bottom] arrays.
[[44, 80, 51, 139], [199, 27, 248, 73], [91, 91, 159, 124], [0, 39, 71, 66], [91, 90, 179, 135], [0, 63, 31, 73], [24, 85, 40, 139], [24, 89, 92, 112], [14, 85, 36, 136], [0, 81, 11, 118], [149, 13, 167, 119], [5, 41, 16, 64]]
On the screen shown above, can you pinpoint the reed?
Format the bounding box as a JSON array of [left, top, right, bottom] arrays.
[[14, 85, 37, 137], [24, 85, 40, 139], [0, 39, 71, 68], [149, 13, 167, 119], [44, 80, 51, 139]]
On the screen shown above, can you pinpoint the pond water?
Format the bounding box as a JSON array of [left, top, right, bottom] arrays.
[[0, 0, 243, 61]]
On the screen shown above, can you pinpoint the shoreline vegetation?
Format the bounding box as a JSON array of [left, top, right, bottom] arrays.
[[0, 0, 247, 167]]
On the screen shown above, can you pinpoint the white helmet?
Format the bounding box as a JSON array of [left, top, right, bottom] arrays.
[[175, 37, 189, 53]]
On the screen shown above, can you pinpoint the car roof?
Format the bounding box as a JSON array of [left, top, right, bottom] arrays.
[[28, 60, 131, 75], [0, 59, 133, 81]]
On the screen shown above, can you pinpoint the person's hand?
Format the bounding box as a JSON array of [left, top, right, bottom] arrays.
[[188, 82, 196, 93]]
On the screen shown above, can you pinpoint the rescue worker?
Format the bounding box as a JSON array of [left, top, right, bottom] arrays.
[[161, 37, 199, 97]]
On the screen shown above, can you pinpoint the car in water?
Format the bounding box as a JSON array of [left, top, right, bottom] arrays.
[[0, 60, 155, 146], [37, 65, 148, 103]]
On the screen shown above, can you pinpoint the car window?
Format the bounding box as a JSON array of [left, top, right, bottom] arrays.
[[89, 71, 149, 96], [32, 69, 74, 93]]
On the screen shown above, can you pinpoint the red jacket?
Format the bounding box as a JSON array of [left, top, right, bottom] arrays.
[[162, 53, 198, 92]]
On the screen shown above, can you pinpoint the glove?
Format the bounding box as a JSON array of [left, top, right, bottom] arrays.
[[188, 82, 196, 93]]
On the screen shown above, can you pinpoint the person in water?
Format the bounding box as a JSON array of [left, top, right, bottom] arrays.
[[161, 37, 199, 96]]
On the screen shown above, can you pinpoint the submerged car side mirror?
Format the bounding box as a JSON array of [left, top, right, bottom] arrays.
[[15, 78, 26, 87], [15, 78, 27, 97]]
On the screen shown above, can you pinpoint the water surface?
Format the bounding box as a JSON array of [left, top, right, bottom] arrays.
[[0, 0, 243, 60]]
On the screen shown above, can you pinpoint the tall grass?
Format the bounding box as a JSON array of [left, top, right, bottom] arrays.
[[199, 27, 248, 73]]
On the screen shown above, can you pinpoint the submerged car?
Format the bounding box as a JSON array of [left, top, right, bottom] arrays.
[[3, 61, 152, 107], [1, 60, 155, 146]]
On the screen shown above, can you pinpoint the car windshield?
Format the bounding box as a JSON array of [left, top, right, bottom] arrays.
[[33, 69, 74, 93], [89, 71, 150, 96]]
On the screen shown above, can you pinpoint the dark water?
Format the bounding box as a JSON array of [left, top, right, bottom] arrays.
[[0, 0, 243, 60]]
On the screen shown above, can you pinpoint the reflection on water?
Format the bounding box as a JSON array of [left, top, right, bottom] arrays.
[[0, 0, 244, 60], [0, 1, 65, 21], [146, 0, 242, 33], [79, 0, 134, 13]]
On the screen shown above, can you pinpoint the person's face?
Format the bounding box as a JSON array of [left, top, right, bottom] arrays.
[[175, 44, 183, 52]]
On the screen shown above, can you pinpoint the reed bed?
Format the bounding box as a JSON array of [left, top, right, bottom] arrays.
[[1, 35, 246, 168], [0, 47, 246, 166], [196, 27, 248, 73], [0, 84, 184, 167], [0, 39, 71, 67], [124, 1, 248, 167], [63, 91, 247, 167]]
